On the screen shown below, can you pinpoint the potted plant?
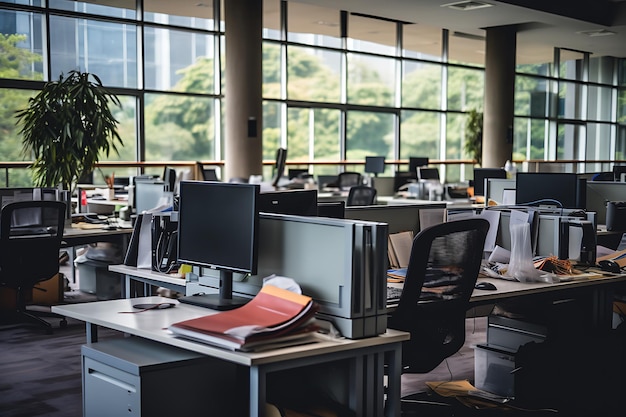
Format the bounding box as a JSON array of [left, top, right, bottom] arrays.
[[464, 108, 483, 167], [15, 70, 123, 195]]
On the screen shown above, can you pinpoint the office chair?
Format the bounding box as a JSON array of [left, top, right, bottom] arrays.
[[346, 185, 377, 206], [386, 218, 489, 411], [336, 172, 362, 191], [0, 200, 68, 333]]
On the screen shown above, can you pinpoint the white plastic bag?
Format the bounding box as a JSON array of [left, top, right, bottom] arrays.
[[506, 223, 543, 282]]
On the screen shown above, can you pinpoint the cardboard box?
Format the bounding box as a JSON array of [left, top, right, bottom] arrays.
[[32, 273, 64, 305]]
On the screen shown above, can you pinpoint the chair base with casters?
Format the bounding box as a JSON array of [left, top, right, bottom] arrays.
[[1, 283, 68, 334]]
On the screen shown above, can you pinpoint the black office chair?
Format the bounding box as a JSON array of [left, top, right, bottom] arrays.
[[336, 172, 362, 191], [0, 200, 68, 333], [346, 185, 377, 206], [387, 218, 489, 410]]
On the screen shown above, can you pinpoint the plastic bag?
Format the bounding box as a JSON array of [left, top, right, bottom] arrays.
[[506, 223, 545, 282]]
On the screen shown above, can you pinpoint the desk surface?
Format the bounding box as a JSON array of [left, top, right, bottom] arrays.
[[52, 296, 409, 367]]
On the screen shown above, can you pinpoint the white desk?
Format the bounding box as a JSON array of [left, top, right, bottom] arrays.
[[109, 264, 187, 297], [52, 297, 409, 417]]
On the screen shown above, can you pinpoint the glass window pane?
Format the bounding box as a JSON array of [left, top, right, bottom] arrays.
[[448, 32, 484, 67], [50, 0, 136, 19], [618, 88, 626, 124], [587, 85, 613, 122], [515, 76, 551, 117], [101, 95, 137, 162], [1, 87, 35, 160], [144, 0, 213, 30], [586, 123, 612, 161], [559, 50, 584, 80], [558, 81, 583, 119], [557, 123, 584, 160], [144, 93, 215, 161], [263, 42, 281, 99], [347, 53, 395, 106], [400, 110, 440, 160], [589, 56, 615, 84], [514, 117, 548, 160], [287, 46, 340, 102], [287, 107, 311, 162], [617, 126, 626, 160], [516, 43, 552, 76], [446, 112, 465, 161], [287, 2, 341, 48], [402, 61, 441, 109], [263, 100, 282, 159], [49, 16, 138, 88], [346, 110, 394, 160], [144, 26, 214, 93], [447, 67, 483, 111], [0, 10, 44, 80], [263, 0, 281, 40], [1, 0, 42, 6], [619, 59, 626, 86], [402, 23, 442, 62], [312, 108, 341, 167], [347, 14, 396, 55]]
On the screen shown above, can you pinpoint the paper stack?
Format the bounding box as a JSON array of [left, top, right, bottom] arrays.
[[169, 285, 319, 351]]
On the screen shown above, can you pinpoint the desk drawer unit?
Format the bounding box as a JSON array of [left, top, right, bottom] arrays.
[[487, 315, 548, 351], [82, 337, 238, 417]]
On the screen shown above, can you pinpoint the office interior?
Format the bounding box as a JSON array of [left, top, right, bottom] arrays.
[[2, 0, 626, 416]]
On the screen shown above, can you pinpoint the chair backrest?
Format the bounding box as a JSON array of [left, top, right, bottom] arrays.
[[337, 172, 362, 191], [346, 185, 377, 206], [388, 218, 489, 373], [0, 200, 66, 288]]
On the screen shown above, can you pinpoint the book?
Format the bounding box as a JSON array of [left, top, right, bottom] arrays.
[[169, 284, 319, 351], [388, 231, 413, 269]]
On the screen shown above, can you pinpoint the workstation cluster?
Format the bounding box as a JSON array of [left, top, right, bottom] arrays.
[[47, 163, 626, 415]]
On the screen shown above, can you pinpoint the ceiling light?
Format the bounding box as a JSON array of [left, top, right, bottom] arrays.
[[577, 29, 617, 37], [316, 20, 339, 27], [442, 1, 493, 11]]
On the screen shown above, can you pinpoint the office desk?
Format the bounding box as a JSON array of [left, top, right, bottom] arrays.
[[63, 225, 132, 248], [52, 297, 409, 417]]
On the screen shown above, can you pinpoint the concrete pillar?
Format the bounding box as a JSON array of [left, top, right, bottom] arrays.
[[482, 26, 516, 169], [224, 0, 263, 182]]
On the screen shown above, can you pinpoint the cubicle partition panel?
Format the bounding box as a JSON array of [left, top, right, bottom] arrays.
[[197, 213, 389, 339], [586, 181, 626, 225], [345, 203, 445, 235]]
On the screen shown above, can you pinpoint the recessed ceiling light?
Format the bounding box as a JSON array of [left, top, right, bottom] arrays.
[[442, 1, 493, 11], [316, 20, 339, 28], [577, 29, 617, 37]]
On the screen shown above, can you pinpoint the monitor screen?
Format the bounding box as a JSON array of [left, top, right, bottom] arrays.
[[613, 165, 626, 181], [271, 148, 287, 187], [409, 157, 429, 174], [417, 167, 440, 181], [473, 168, 507, 196], [365, 156, 385, 175], [134, 181, 166, 213], [287, 168, 308, 180], [178, 181, 259, 274], [258, 189, 318, 216], [515, 173, 582, 208]]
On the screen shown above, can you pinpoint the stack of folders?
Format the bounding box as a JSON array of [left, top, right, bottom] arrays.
[[169, 285, 319, 352], [387, 231, 413, 282]]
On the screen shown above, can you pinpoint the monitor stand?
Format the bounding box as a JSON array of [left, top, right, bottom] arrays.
[[178, 270, 250, 311]]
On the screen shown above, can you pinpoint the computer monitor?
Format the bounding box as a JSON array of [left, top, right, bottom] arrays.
[[177, 181, 260, 310], [393, 171, 417, 191], [271, 148, 288, 187], [287, 169, 309, 180], [364, 156, 385, 177], [613, 165, 626, 181], [162, 167, 177, 192], [515, 172, 584, 209], [473, 168, 507, 197], [409, 157, 429, 174], [258, 189, 318, 216], [134, 181, 166, 213], [417, 167, 440, 181]]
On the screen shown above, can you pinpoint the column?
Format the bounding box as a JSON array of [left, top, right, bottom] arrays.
[[482, 26, 516, 169], [224, 0, 263, 182]]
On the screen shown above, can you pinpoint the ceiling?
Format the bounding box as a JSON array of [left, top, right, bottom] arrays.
[[290, 0, 626, 61]]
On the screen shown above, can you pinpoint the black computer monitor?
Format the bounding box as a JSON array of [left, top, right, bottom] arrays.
[[365, 156, 385, 177], [613, 165, 626, 181], [177, 181, 260, 310], [473, 168, 507, 197], [134, 181, 166, 213], [393, 171, 417, 191], [271, 148, 288, 187], [515, 172, 584, 208], [162, 167, 177, 192], [258, 189, 318, 216], [417, 167, 440, 181], [409, 157, 429, 174], [287, 169, 309, 180]]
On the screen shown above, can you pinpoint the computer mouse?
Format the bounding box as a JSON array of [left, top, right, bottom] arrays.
[[598, 260, 622, 273], [475, 281, 497, 291]]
